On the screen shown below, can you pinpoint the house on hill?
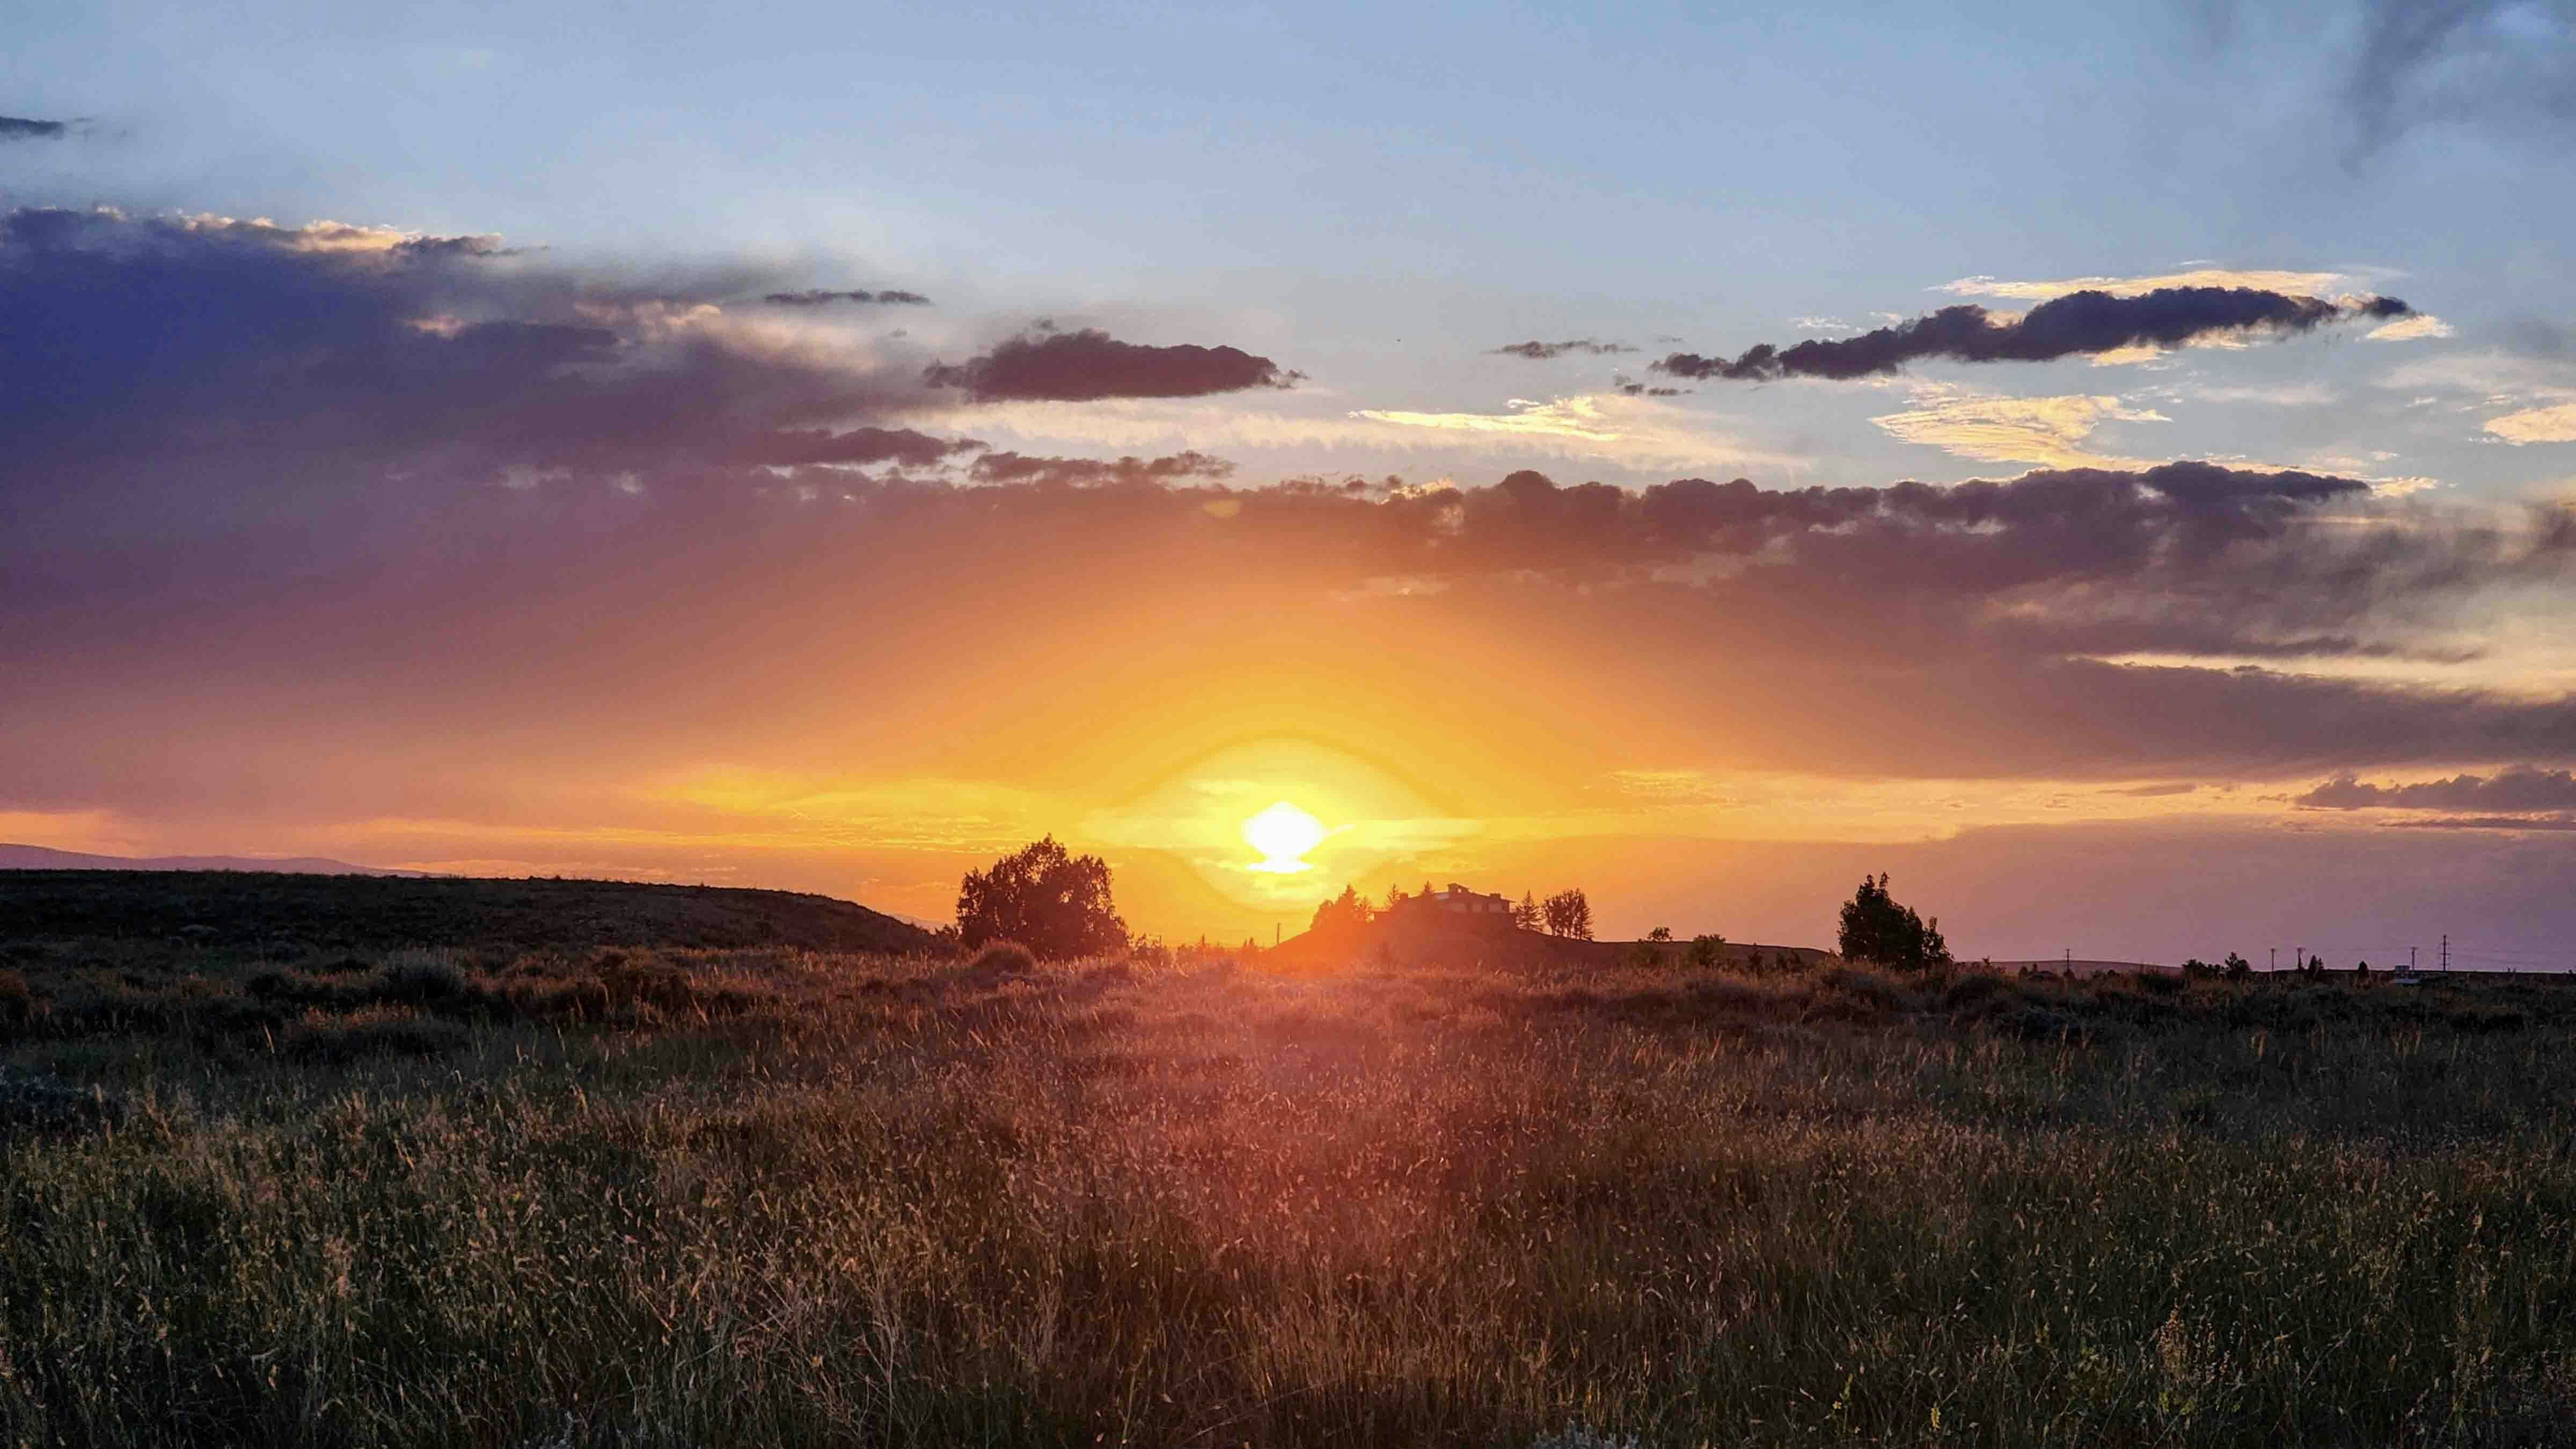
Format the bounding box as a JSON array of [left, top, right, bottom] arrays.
[[1409, 882, 1513, 917]]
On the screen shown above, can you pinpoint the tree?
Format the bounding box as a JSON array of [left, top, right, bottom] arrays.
[[1385, 882, 1409, 912], [1310, 884, 1375, 940], [1687, 933, 1725, 968], [2223, 952, 2252, 980], [1512, 891, 1541, 931], [1646, 926, 1673, 942], [1542, 889, 1593, 940], [1835, 873, 1952, 970], [956, 836, 1129, 960]]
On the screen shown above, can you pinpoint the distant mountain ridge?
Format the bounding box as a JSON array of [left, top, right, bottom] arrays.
[[0, 843, 437, 876]]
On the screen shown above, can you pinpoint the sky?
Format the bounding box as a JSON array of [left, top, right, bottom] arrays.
[[5, 0, 2575, 967]]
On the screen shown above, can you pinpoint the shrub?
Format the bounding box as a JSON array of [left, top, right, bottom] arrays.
[[374, 951, 479, 1009], [1686, 934, 1725, 968], [1821, 964, 1911, 1015], [0, 969, 44, 1033], [0, 1067, 118, 1137], [281, 1006, 471, 1064], [969, 941, 1038, 978], [1941, 971, 2012, 1013]]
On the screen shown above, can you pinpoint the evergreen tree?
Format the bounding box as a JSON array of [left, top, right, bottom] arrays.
[[1835, 873, 1952, 970]]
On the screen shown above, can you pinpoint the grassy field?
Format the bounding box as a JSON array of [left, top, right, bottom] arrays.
[[5, 907, 2576, 1445]]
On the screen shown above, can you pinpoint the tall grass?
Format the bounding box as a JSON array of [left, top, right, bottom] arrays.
[[5, 949, 2575, 1445]]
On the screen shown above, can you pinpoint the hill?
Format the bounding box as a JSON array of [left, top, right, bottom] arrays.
[[0, 843, 436, 876], [0, 869, 939, 955], [1264, 904, 1833, 972]]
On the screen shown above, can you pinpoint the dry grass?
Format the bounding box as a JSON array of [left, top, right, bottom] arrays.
[[5, 948, 2576, 1446]]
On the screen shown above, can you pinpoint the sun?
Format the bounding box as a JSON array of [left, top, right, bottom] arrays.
[[1242, 801, 1328, 874]]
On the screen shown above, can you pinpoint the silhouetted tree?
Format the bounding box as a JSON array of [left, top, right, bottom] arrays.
[[956, 836, 1128, 960], [1543, 889, 1593, 940], [2223, 952, 2252, 980], [1512, 891, 1541, 931], [1646, 926, 1673, 942], [1835, 873, 1952, 970], [1310, 884, 1375, 940], [1687, 933, 1725, 968], [1385, 883, 1409, 912]]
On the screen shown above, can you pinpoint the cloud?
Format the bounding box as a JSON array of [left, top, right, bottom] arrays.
[[0, 115, 72, 141], [8, 201, 2575, 844], [923, 325, 1300, 402], [2366, 313, 2455, 341], [2339, 0, 2576, 159], [1869, 388, 2168, 467], [1655, 288, 2412, 382], [0, 206, 946, 496], [1940, 268, 2359, 301], [1491, 339, 1635, 359], [2387, 815, 2576, 832], [967, 450, 1234, 486], [2187, 381, 2340, 406], [2297, 767, 2576, 811], [737, 427, 984, 468], [2486, 402, 2576, 443], [762, 288, 932, 306], [1351, 392, 1795, 471]]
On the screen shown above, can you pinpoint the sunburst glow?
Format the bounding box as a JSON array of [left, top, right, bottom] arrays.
[[1242, 800, 1328, 874]]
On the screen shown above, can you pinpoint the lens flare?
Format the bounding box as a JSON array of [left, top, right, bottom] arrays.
[[1242, 801, 1327, 873]]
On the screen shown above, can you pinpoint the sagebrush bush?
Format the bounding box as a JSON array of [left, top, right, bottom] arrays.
[[280, 1005, 472, 1064], [0, 968, 43, 1032], [968, 940, 1037, 978]]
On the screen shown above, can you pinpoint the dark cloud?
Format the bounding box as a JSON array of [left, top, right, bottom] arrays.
[[2388, 815, 2576, 831], [762, 288, 932, 306], [968, 450, 1234, 486], [1492, 339, 1634, 359], [2297, 767, 2576, 811], [1614, 375, 1687, 397], [0, 206, 947, 503], [2340, 0, 2576, 159], [736, 427, 983, 469], [0, 115, 71, 141], [1653, 287, 2412, 382], [923, 326, 1300, 401]]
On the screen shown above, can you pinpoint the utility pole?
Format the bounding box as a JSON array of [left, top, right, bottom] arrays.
[[2410, 945, 2418, 972], [2270, 947, 2277, 972], [2441, 934, 2448, 973]]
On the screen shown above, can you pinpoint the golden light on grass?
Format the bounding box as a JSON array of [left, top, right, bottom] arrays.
[[1242, 800, 1328, 874]]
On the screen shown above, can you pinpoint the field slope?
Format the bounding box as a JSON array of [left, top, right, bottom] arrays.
[[0, 868, 938, 954]]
